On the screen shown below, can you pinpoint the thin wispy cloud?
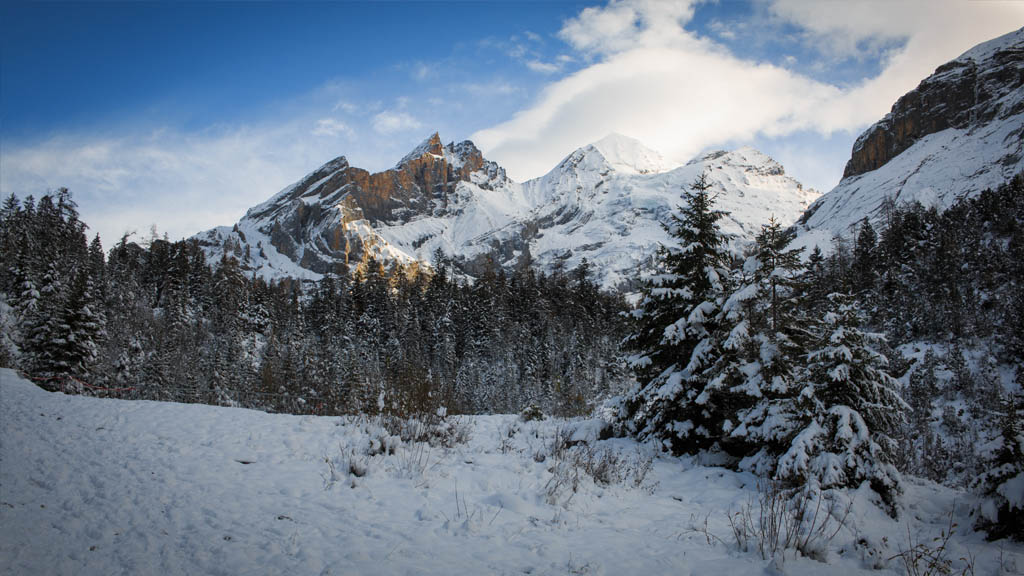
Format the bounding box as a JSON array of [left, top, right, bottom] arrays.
[[487, 29, 570, 75], [312, 118, 355, 138], [462, 80, 520, 96], [526, 60, 561, 74], [372, 110, 423, 135]]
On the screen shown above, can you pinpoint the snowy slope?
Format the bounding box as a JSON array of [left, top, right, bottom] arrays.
[[798, 27, 1024, 244], [196, 134, 818, 290], [508, 145, 817, 288], [3, 369, 1020, 575]]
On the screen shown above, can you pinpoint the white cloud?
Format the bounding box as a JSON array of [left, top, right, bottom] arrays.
[[332, 100, 358, 114], [558, 0, 697, 56], [372, 110, 423, 134], [708, 19, 737, 41], [476, 0, 1024, 185], [312, 118, 355, 138], [412, 61, 438, 81], [526, 59, 561, 74]]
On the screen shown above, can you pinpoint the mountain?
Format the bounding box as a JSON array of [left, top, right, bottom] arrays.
[[195, 133, 519, 280], [515, 143, 816, 288], [196, 133, 818, 289], [798, 26, 1024, 245]]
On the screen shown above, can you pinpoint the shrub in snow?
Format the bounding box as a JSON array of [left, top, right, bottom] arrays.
[[374, 412, 470, 449], [541, 426, 656, 506], [727, 479, 852, 563], [520, 404, 544, 422]]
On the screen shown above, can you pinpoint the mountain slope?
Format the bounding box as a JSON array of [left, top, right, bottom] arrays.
[[799, 26, 1024, 243], [197, 134, 818, 289], [513, 144, 816, 288]]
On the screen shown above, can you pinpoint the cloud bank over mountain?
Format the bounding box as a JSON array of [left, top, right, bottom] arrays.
[[475, 0, 1024, 182]]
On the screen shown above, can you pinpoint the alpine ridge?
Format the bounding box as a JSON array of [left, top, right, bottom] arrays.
[[196, 134, 818, 289]]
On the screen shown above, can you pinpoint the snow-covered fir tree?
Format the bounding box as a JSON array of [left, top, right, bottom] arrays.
[[975, 387, 1024, 540], [63, 265, 107, 378], [699, 217, 811, 466], [777, 292, 905, 514], [618, 173, 732, 453], [22, 262, 71, 381]]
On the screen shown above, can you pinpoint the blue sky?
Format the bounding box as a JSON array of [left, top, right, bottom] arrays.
[[2, 1, 1021, 245], [2, 2, 578, 138]]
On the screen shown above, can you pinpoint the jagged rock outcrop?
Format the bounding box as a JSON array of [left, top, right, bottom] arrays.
[[196, 134, 509, 277], [799, 27, 1024, 242]]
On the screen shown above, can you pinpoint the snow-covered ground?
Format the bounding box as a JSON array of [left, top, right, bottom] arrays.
[[1, 368, 1020, 575]]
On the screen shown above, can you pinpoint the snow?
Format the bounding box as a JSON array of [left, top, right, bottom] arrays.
[[196, 133, 818, 291], [799, 120, 1024, 240], [998, 472, 1024, 510], [4, 369, 1022, 574], [954, 26, 1024, 68], [588, 133, 675, 175], [371, 136, 817, 290]]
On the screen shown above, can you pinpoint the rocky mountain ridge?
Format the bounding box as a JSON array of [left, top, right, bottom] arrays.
[[197, 133, 818, 289]]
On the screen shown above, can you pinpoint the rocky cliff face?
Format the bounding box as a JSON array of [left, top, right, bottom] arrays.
[[197, 133, 818, 289], [196, 133, 510, 277], [799, 27, 1024, 242], [845, 33, 1024, 178]]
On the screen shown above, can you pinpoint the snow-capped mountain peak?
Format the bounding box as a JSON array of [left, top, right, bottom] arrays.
[[586, 133, 673, 175], [396, 132, 445, 168], [690, 146, 786, 177]]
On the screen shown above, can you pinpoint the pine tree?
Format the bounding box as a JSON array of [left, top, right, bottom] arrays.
[[618, 173, 731, 453], [777, 293, 906, 514], [64, 266, 107, 378], [700, 216, 810, 465], [22, 262, 72, 381], [852, 218, 877, 294]]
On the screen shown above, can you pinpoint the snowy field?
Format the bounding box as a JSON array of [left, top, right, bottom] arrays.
[[1, 368, 1021, 576]]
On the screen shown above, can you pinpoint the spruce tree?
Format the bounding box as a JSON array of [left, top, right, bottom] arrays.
[[852, 218, 877, 294], [975, 389, 1024, 541], [64, 266, 107, 378], [23, 262, 72, 381], [777, 292, 906, 514], [618, 173, 731, 453], [703, 217, 810, 466]]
